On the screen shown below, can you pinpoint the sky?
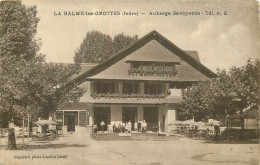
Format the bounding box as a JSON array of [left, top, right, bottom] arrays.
[[22, 0, 259, 72]]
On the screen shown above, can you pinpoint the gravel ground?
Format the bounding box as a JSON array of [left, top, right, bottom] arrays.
[[0, 127, 259, 165]]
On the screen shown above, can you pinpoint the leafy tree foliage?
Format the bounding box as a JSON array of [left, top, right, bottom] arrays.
[[181, 59, 259, 124], [0, 1, 85, 128], [74, 30, 138, 64], [113, 33, 138, 53]]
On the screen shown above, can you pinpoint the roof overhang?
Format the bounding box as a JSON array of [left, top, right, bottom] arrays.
[[66, 30, 217, 86]]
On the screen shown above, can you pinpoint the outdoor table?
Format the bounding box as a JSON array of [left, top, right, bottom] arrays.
[[32, 133, 47, 141], [32, 132, 56, 141]]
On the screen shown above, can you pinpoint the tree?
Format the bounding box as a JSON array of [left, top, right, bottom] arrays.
[[74, 30, 138, 64], [113, 33, 138, 53], [225, 59, 259, 128], [0, 0, 40, 127], [74, 31, 113, 64], [0, 1, 85, 149], [181, 59, 259, 125]]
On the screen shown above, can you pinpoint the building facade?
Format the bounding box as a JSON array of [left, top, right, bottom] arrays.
[[56, 30, 217, 133]]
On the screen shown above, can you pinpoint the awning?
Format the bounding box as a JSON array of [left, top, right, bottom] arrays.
[[35, 120, 58, 126]]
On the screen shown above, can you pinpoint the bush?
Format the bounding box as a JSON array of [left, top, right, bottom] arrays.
[[214, 129, 260, 141]]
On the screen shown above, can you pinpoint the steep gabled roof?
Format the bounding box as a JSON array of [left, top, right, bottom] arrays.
[[69, 63, 97, 80], [185, 51, 200, 62], [68, 30, 217, 85], [58, 102, 87, 110]]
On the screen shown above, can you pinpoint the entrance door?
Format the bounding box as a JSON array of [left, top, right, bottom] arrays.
[[143, 107, 159, 132], [67, 115, 75, 132], [122, 107, 137, 130], [94, 107, 111, 131], [64, 111, 78, 126]]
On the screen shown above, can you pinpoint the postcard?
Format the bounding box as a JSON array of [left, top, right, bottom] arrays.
[[0, 0, 259, 165]]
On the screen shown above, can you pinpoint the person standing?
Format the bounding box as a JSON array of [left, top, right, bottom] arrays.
[[37, 125, 42, 133], [113, 123, 117, 133], [118, 123, 122, 133], [101, 121, 105, 132], [137, 121, 141, 132], [125, 121, 129, 132], [122, 122, 126, 133], [127, 120, 132, 133], [134, 121, 138, 132], [142, 120, 147, 132]]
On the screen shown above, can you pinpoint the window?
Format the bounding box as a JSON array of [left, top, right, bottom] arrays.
[[123, 82, 138, 94], [94, 81, 115, 94], [144, 82, 163, 95], [102, 82, 109, 94]]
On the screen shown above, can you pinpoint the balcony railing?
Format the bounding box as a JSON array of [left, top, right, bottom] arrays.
[[91, 93, 167, 99], [128, 68, 178, 77]]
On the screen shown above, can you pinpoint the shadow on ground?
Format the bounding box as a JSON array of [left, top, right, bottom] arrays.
[[14, 143, 89, 150], [191, 153, 259, 165], [131, 162, 161, 165], [202, 140, 259, 144]]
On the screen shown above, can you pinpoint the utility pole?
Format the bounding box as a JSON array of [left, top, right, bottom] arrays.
[[28, 114, 30, 140], [22, 116, 24, 143]]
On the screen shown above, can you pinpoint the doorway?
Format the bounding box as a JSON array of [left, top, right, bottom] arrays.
[[122, 107, 137, 130], [64, 111, 78, 126], [143, 107, 159, 132], [94, 107, 111, 131], [67, 115, 75, 132]]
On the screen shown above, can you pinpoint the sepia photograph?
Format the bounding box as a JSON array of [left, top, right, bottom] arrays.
[[0, 0, 259, 165]]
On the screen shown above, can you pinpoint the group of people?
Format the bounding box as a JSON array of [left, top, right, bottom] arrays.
[[112, 120, 147, 133]]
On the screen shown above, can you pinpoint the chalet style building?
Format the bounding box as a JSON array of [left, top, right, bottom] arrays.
[[55, 30, 217, 133]]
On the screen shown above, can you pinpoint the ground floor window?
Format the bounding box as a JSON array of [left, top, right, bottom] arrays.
[[143, 107, 159, 132], [56, 111, 86, 128], [79, 111, 86, 127], [56, 111, 63, 124], [94, 107, 111, 131]]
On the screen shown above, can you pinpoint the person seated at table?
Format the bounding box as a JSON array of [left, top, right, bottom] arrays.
[[42, 125, 49, 133], [49, 124, 57, 135], [56, 124, 63, 135]]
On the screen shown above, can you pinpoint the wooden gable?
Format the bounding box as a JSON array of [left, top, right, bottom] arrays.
[[69, 30, 217, 85]]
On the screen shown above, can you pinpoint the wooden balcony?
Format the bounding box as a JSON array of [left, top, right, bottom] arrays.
[[88, 93, 183, 104], [91, 93, 167, 99]]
